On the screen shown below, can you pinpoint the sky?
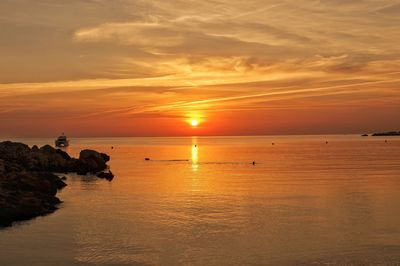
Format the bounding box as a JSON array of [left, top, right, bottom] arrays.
[[0, 0, 399, 137]]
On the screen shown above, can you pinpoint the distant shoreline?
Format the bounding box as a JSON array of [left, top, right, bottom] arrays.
[[371, 131, 400, 137]]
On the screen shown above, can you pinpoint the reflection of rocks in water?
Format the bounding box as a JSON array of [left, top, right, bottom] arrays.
[[96, 171, 114, 181], [0, 141, 113, 227]]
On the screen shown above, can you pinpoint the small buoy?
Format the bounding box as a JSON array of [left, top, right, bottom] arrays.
[[145, 157, 150, 161], [252, 161, 256, 165], [326, 141, 328, 144], [111, 146, 114, 149], [194, 144, 197, 147]]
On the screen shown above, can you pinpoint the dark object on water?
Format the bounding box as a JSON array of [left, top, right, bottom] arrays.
[[145, 157, 150, 161], [361, 134, 368, 137], [372, 131, 400, 136], [326, 141, 329, 144], [55, 133, 69, 147], [111, 146, 114, 149], [252, 161, 256, 165], [96, 171, 114, 181], [194, 144, 197, 148]]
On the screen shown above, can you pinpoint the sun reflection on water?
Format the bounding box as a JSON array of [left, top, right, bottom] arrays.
[[191, 137, 198, 171]]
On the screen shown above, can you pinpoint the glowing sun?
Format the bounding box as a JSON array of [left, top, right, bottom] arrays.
[[191, 119, 199, 127]]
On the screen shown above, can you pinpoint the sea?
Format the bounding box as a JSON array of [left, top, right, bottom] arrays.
[[0, 135, 400, 266]]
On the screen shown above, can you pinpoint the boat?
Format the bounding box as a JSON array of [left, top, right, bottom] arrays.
[[55, 134, 70, 147], [361, 134, 368, 137]]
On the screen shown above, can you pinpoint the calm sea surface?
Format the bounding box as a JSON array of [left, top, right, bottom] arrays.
[[1, 135, 400, 265]]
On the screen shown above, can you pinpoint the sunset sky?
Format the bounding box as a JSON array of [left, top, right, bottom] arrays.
[[1, 0, 399, 137]]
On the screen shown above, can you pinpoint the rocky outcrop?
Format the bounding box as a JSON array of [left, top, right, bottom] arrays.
[[72, 149, 110, 175], [0, 141, 113, 227], [0, 169, 66, 227], [0, 141, 110, 174]]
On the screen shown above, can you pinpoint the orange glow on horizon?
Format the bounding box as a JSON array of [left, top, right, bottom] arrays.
[[1, 1, 400, 137]]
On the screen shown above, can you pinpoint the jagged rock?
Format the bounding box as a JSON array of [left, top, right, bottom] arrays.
[[0, 170, 66, 227], [0, 141, 112, 228], [77, 149, 109, 174], [0, 189, 62, 227], [0, 141, 110, 174], [56, 149, 71, 160]]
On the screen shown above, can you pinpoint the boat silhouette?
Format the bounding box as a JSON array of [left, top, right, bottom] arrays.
[[55, 133, 69, 147]]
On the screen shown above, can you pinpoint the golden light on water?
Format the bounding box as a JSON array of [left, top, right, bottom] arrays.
[[191, 137, 199, 171]]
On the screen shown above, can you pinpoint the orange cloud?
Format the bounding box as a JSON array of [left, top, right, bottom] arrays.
[[0, 0, 399, 136]]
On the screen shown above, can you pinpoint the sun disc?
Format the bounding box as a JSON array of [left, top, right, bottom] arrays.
[[191, 119, 199, 127]]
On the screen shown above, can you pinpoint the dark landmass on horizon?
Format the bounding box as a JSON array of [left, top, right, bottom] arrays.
[[0, 141, 113, 227], [372, 131, 400, 136]]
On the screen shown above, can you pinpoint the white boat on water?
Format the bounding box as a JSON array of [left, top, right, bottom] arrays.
[[55, 134, 69, 147]]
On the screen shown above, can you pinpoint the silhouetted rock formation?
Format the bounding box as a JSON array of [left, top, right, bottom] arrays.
[[0, 141, 112, 227], [0, 141, 110, 174], [74, 149, 110, 175], [0, 169, 66, 227], [372, 131, 400, 136]]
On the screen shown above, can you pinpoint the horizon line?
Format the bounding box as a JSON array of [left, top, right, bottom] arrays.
[[1, 132, 396, 139]]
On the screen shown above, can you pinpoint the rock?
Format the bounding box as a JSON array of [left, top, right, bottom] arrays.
[[0, 170, 66, 227], [0, 141, 113, 228], [39, 144, 56, 154], [96, 171, 114, 181], [0, 159, 6, 174], [78, 149, 109, 174], [0, 141, 110, 174], [56, 149, 71, 161], [0, 141, 31, 161], [0, 189, 62, 227]]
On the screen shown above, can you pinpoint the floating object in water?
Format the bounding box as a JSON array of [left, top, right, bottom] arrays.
[[111, 146, 114, 149], [194, 144, 197, 147], [272, 143, 275, 145], [145, 157, 150, 161], [252, 161, 256, 165], [326, 141, 329, 144], [361, 134, 368, 137], [55, 133, 69, 147]]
